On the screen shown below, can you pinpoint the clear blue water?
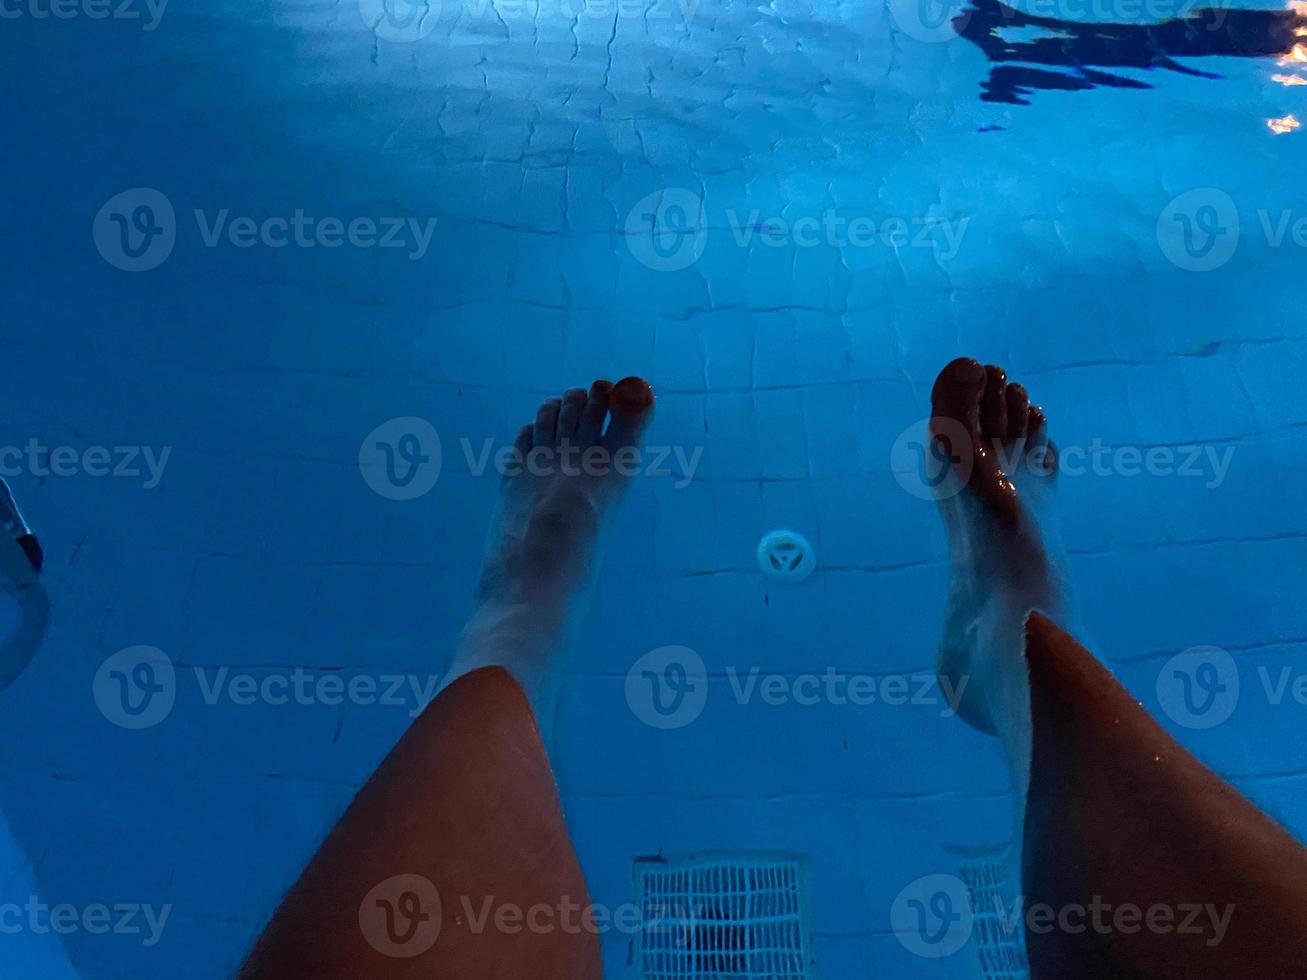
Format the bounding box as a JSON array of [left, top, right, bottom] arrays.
[[4, 0, 1307, 976]]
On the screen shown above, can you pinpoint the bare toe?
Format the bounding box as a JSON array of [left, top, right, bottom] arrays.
[[1027, 406, 1047, 450], [512, 422, 532, 461], [930, 357, 1020, 527], [929, 357, 984, 489], [1027, 406, 1058, 476], [930, 357, 985, 438], [602, 376, 655, 451], [533, 398, 562, 448], [980, 364, 1008, 441], [576, 380, 613, 445], [1005, 383, 1030, 441], [556, 388, 587, 443]]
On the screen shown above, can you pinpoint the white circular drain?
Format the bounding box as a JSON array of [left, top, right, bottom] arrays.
[[756, 530, 816, 583]]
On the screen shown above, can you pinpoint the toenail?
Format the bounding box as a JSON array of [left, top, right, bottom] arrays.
[[611, 376, 654, 413], [946, 357, 985, 379]]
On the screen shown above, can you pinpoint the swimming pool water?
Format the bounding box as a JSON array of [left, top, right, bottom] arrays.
[[4, 0, 1307, 975]]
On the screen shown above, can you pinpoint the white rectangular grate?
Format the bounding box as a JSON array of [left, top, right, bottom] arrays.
[[634, 855, 811, 979], [960, 858, 1029, 980]]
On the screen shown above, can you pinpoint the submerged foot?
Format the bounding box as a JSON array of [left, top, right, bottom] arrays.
[[929, 358, 1072, 735], [449, 377, 655, 716], [480, 377, 654, 607]]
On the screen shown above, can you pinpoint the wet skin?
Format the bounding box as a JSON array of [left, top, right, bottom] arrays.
[[930, 356, 1307, 977]]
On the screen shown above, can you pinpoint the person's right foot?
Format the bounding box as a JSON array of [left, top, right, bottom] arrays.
[[477, 376, 655, 614], [446, 376, 655, 723], [928, 358, 1073, 735]]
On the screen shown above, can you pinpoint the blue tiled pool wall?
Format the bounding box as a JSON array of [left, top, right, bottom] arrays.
[[4, 1, 1307, 976]]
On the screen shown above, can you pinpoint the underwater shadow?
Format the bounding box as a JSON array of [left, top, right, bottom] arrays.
[[954, 0, 1303, 104]]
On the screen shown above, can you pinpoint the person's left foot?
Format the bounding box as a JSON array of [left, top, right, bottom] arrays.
[[928, 358, 1072, 735]]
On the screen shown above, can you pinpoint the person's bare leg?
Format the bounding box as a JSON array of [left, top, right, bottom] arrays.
[[240, 377, 655, 980], [446, 376, 655, 728], [929, 357, 1078, 886], [930, 357, 1307, 976], [1022, 612, 1307, 977]]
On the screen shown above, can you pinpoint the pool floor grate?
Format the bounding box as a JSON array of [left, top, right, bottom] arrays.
[[634, 855, 810, 979], [960, 858, 1029, 980]]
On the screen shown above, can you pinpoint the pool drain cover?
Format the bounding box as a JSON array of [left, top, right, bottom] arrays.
[[756, 530, 815, 583], [961, 858, 1029, 979], [633, 854, 811, 979]]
